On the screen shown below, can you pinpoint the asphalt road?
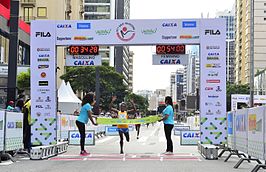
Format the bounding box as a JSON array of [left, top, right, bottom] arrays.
[[0, 123, 263, 172]]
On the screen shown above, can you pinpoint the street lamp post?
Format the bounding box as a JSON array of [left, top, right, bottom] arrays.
[[250, 0, 254, 107]]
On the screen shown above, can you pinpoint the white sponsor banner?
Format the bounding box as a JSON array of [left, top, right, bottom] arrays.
[[0, 111, 4, 151], [200, 19, 226, 144], [231, 94, 266, 111], [247, 107, 264, 159], [68, 130, 95, 145], [173, 125, 190, 136], [55, 19, 200, 45], [65, 55, 102, 66], [235, 108, 248, 153], [5, 112, 23, 151], [31, 20, 57, 146], [227, 111, 235, 149], [180, 130, 200, 145], [152, 54, 188, 65]]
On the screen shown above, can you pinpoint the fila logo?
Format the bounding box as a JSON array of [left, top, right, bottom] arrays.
[[205, 30, 220, 35], [36, 32, 51, 37]]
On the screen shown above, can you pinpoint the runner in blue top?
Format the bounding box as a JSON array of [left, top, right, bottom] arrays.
[[159, 96, 174, 155], [75, 93, 97, 156]]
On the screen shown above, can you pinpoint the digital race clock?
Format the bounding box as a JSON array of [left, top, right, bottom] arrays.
[[156, 45, 185, 54], [67, 45, 99, 55]]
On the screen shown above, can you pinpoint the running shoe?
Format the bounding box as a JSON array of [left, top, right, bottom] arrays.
[[80, 150, 89, 156]]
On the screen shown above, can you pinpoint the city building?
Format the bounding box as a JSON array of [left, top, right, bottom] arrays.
[[0, 0, 30, 107], [183, 46, 200, 96], [254, 69, 266, 95], [216, 9, 235, 83], [19, 0, 84, 87], [235, 0, 266, 84], [84, 0, 115, 65], [170, 68, 185, 103]]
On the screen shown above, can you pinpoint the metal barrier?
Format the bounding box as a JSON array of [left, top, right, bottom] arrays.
[[219, 106, 266, 172], [0, 110, 24, 162], [30, 141, 68, 160]]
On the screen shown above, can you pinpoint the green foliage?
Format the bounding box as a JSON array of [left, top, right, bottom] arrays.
[[60, 65, 127, 111], [125, 93, 149, 114], [17, 68, 30, 90], [226, 82, 250, 111]]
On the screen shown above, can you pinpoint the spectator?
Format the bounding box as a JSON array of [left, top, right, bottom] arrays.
[[14, 100, 24, 112], [7, 101, 15, 110]]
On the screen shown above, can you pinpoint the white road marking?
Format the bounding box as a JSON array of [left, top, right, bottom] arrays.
[[96, 136, 115, 144], [159, 136, 166, 142], [137, 136, 148, 142], [0, 161, 13, 166]]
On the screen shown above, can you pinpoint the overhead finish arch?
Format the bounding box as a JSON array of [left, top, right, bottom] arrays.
[[31, 18, 226, 145]]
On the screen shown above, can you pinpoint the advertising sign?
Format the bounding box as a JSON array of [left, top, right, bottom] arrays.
[[65, 55, 102, 66], [227, 111, 235, 149], [152, 54, 188, 65], [5, 112, 24, 151], [247, 107, 264, 159], [235, 108, 248, 153], [55, 19, 200, 45], [31, 20, 57, 146], [231, 94, 266, 111], [105, 126, 119, 136], [0, 111, 4, 151], [180, 130, 200, 145], [174, 125, 190, 136], [200, 19, 226, 144], [68, 130, 95, 145]]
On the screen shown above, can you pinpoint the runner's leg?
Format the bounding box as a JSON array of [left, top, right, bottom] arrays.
[[119, 130, 124, 154]]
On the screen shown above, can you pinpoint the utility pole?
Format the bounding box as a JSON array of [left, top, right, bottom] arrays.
[[7, 0, 19, 104], [250, 0, 254, 107]]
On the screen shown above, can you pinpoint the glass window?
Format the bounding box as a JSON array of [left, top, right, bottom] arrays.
[[85, 6, 110, 12], [37, 7, 47, 17], [23, 7, 33, 22]]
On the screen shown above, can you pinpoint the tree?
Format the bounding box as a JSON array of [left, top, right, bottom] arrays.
[[125, 93, 149, 115], [226, 82, 250, 111], [60, 64, 128, 111], [17, 68, 30, 90]]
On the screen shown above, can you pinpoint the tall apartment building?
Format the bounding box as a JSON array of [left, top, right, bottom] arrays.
[[216, 10, 235, 84], [83, 0, 133, 90], [170, 68, 185, 103], [183, 46, 200, 96], [84, 0, 115, 64], [19, 0, 84, 87], [235, 0, 266, 84]]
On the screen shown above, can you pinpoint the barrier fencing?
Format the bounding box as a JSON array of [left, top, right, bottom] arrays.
[[223, 106, 266, 172], [0, 110, 24, 162]]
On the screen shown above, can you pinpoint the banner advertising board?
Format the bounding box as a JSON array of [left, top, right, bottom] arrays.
[[105, 126, 119, 136], [31, 20, 57, 146], [227, 111, 235, 149], [180, 130, 200, 145], [5, 112, 24, 151], [247, 107, 264, 160], [65, 55, 102, 66], [0, 111, 4, 151], [152, 54, 188, 65], [174, 125, 190, 136], [235, 108, 248, 153], [68, 130, 95, 145], [200, 19, 226, 144]]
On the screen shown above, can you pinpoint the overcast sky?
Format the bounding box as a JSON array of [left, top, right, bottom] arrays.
[[130, 0, 235, 93]]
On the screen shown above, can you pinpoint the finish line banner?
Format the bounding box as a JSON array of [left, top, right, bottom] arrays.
[[97, 115, 161, 125]]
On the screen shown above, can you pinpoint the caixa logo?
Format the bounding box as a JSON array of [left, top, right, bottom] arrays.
[[71, 133, 93, 138], [205, 30, 220, 35], [35, 32, 51, 37]]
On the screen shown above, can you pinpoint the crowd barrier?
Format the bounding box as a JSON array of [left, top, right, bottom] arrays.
[[0, 110, 24, 163], [222, 106, 266, 172], [57, 114, 107, 141]]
